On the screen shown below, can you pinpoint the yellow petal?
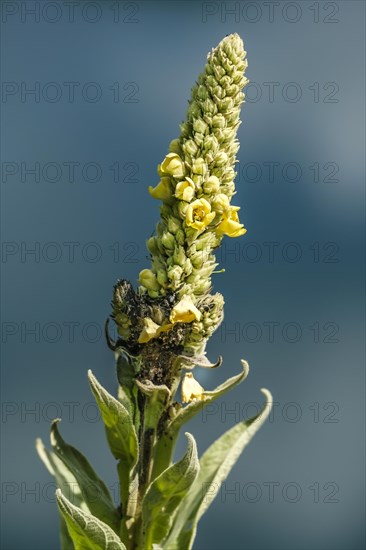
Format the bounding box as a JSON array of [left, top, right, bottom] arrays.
[[175, 178, 195, 202], [161, 153, 184, 178], [216, 207, 247, 238], [138, 318, 173, 344], [170, 295, 202, 324], [185, 199, 215, 230], [181, 373, 205, 403]]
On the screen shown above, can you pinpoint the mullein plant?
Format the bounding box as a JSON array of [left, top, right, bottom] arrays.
[[37, 34, 272, 550]]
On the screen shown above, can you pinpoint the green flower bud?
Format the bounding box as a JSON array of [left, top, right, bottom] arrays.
[[212, 193, 230, 213], [180, 122, 191, 138], [192, 158, 207, 175], [156, 269, 168, 287], [203, 175, 220, 194], [212, 114, 226, 128], [167, 216, 181, 234], [177, 201, 189, 219], [193, 132, 204, 147], [203, 135, 219, 153], [191, 174, 204, 191], [161, 231, 175, 250], [147, 289, 161, 298], [212, 65, 226, 80], [173, 246, 186, 267], [183, 257, 193, 273], [213, 151, 228, 166], [169, 138, 182, 155], [202, 98, 217, 115], [139, 269, 160, 292], [193, 118, 208, 134], [190, 250, 208, 269], [167, 265, 183, 284], [219, 97, 234, 112], [222, 167, 236, 182], [188, 102, 201, 119], [147, 236, 159, 255], [175, 228, 185, 245], [183, 139, 198, 156]]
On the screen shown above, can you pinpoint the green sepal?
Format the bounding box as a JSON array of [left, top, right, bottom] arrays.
[[56, 490, 126, 550], [164, 389, 272, 550], [142, 433, 199, 547], [50, 419, 118, 531], [88, 370, 138, 510]]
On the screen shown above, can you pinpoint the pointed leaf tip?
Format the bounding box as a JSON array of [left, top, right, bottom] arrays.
[[56, 490, 126, 550]]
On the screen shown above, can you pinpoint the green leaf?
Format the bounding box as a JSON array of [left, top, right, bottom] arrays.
[[142, 433, 199, 547], [88, 370, 138, 463], [137, 381, 172, 481], [174, 354, 222, 369], [136, 380, 171, 430], [50, 420, 118, 530], [88, 370, 138, 509], [116, 351, 141, 432], [164, 388, 272, 550], [36, 437, 84, 550], [56, 490, 126, 550]]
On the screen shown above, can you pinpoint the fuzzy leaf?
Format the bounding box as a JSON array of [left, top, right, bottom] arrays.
[[88, 370, 138, 509], [56, 490, 126, 550], [50, 420, 118, 530], [142, 433, 199, 547], [88, 370, 138, 463], [116, 351, 141, 432], [136, 380, 171, 430], [176, 354, 222, 369], [36, 438, 80, 550], [164, 389, 272, 550]]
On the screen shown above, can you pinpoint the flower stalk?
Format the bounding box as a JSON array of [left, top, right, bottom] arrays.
[[37, 34, 271, 550]]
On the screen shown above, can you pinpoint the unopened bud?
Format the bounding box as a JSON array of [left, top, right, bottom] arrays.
[[183, 139, 198, 157], [161, 231, 175, 250], [192, 158, 207, 176], [139, 269, 160, 291], [212, 193, 230, 213], [203, 175, 220, 194], [193, 118, 208, 134]]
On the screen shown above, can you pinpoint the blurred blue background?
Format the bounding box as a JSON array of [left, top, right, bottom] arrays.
[[1, 1, 365, 549]]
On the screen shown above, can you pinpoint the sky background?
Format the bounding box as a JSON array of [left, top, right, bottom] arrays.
[[1, 1, 365, 549]]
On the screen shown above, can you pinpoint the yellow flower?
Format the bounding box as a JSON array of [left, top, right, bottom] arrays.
[[138, 317, 173, 344], [181, 373, 205, 403], [185, 198, 215, 230], [169, 295, 201, 324], [160, 153, 185, 178], [175, 178, 195, 202], [216, 206, 247, 238], [148, 177, 172, 201]]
